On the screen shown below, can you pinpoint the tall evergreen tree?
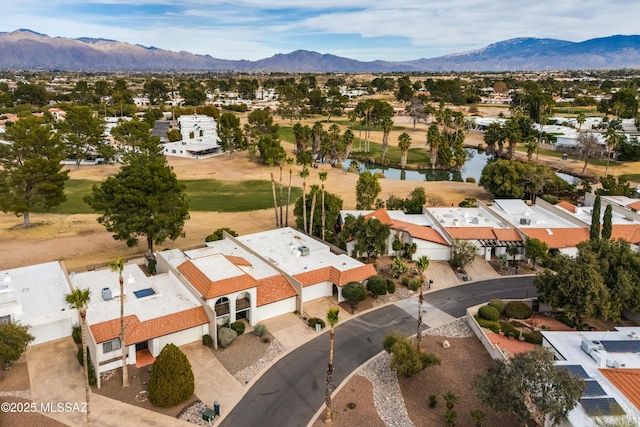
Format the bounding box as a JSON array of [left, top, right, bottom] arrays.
[[590, 195, 601, 241], [602, 204, 613, 240]]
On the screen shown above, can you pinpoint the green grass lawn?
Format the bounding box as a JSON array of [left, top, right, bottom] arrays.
[[515, 145, 621, 168], [619, 174, 640, 182], [36, 179, 302, 214], [350, 139, 431, 166]]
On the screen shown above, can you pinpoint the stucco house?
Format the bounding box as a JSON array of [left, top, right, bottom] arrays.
[[0, 261, 75, 346], [70, 263, 210, 388]]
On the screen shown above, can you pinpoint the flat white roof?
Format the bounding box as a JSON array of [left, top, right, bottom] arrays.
[[555, 203, 640, 226], [491, 199, 579, 228], [427, 206, 509, 228], [71, 263, 202, 327], [340, 210, 436, 227], [0, 261, 74, 324], [198, 239, 282, 280], [236, 227, 364, 276]]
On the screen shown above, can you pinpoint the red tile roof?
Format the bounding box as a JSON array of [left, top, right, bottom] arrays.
[[293, 263, 377, 287], [599, 368, 640, 410], [256, 275, 297, 306], [446, 227, 497, 240], [364, 208, 393, 225], [224, 255, 252, 266], [628, 201, 640, 211], [90, 307, 209, 345], [611, 224, 640, 244], [177, 260, 258, 299], [520, 228, 590, 249], [493, 228, 522, 242], [392, 220, 449, 245], [556, 201, 577, 213]]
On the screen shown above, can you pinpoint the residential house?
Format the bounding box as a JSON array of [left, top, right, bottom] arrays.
[[162, 114, 221, 158], [0, 261, 75, 346], [70, 263, 210, 388]]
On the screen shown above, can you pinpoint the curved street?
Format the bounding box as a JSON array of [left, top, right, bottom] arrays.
[[220, 276, 536, 427]]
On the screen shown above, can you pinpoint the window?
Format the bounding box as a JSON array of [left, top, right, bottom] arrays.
[[103, 338, 121, 353], [0, 315, 10, 324]]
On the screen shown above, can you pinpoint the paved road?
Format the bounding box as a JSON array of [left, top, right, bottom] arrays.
[[220, 304, 416, 427], [221, 276, 537, 427], [427, 276, 536, 317]]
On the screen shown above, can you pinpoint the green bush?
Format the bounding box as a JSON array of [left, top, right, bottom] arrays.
[[218, 327, 238, 348], [342, 282, 367, 311], [505, 301, 533, 319], [419, 351, 442, 368], [148, 344, 194, 407], [202, 334, 213, 347], [253, 324, 267, 337], [386, 279, 396, 294], [474, 315, 501, 333], [488, 299, 505, 314], [230, 321, 245, 336], [308, 318, 326, 329], [147, 258, 156, 274], [402, 277, 421, 291], [465, 177, 477, 183], [478, 305, 500, 321], [383, 331, 404, 353], [76, 348, 97, 386], [72, 324, 82, 345], [367, 275, 388, 296], [429, 395, 438, 408]]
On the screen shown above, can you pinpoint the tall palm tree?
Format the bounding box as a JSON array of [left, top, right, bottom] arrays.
[[65, 288, 92, 425], [108, 256, 128, 387], [576, 112, 586, 131], [342, 129, 355, 160], [507, 246, 520, 275], [309, 191, 317, 236], [312, 122, 323, 156], [285, 168, 292, 227], [299, 167, 310, 233], [380, 117, 393, 160], [398, 132, 412, 169], [604, 127, 621, 176], [427, 123, 440, 168], [279, 164, 284, 228], [414, 255, 430, 351], [319, 171, 328, 241], [325, 307, 339, 423], [270, 172, 279, 228]]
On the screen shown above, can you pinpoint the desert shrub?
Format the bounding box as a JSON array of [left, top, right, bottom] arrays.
[[478, 305, 500, 321], [386, 279, 396, 294], [308, 318, 325, 329], [342, 282, 367, 311], [429, 395, 438, 408], [404, 277, 422, 291], [72, 324, 82, 345], [367, 275, 388, 296], [230, 321, 245, 336], [540, 194, 559, 204], [488, 299, 505, 314], [218, 327, 238, 348], [76, 347, 97, 386], [253, 324, 267, 337], [505, 301, 533, 319], [205, 227, 238, 242], [261, 336, 270, 343], [465, 177, 477, 183], [383, 331, 404, 353], [147, 258, 157, 274], [148, 344, 194, 408], [202, 334, 213, 347], [420, 351, 442, 368], [389, 256, 409, 278]]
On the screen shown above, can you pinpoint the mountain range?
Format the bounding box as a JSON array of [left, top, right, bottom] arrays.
[[1, 29, 640, 72]]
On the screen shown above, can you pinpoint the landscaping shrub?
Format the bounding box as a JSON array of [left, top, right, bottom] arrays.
[[389, 256, 409, 278], [478, 305, 500, 321], [342, 282, 367, 311], [488, 299, 505, 314], [505, 301, 533, 319], [383, 331, 404, 353], [72, 324, 82, 345], [230, 321, 245, 336], [76, 348, 97, 386], [419, 351, 442, 368], [386, 279, 396, 294], [253, 324, 267, 337], [367, 275, 388, 296], [474, 316, 501, 333], [308, 318, 326, 329], [202, 334, 213, 347], [218, 327, 238, 348], [148, 344, 194, 407], [403, 277, 421, 291], [147, 258, 156, 274], [429, 395, 438, 408], [384, 332, 441, 377]]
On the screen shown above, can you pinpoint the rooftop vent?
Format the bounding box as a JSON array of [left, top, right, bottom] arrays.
[[102, 287, 113, 301], [3, 273, 10, 283], [127, 274, 135, 284], [519, 218, 531, 225], [299, 246, 310, 256]]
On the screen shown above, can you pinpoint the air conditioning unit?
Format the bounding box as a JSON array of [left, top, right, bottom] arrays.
[[299, 246, 310, 256], [102, 288, 113, 301], [520, 218, 531, 225]]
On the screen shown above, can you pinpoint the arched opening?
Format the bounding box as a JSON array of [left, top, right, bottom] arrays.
[[214, 297, 230, 326], [236, 292, 251, 323]]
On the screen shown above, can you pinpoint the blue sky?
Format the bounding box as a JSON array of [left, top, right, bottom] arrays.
[[5, 1, 640, 61]]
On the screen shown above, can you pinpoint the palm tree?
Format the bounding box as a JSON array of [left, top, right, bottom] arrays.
[[380, 117, 393, 160], [299, 167, 310, 233], [279, 164, 284, 228], [65, 288, 92, 425], [576, 112, 586, 131], [470, 409, 487, 427], [312, 121, 323, 156], [108, 256, 128, 387], [285, 168, 292, 227], [270, 172, 279, 228], [398, 132, 412, 169], [342, 129, 355, 159], [309, 191, 317, 236], [427, 124, 440, 168], [319, 171, 328, 241], [442, 391, 460, 410], [414, 255, 430, 351], [507, 246, 520, 275], [604, 127, 621, 176], [325, 307, 339, 423]]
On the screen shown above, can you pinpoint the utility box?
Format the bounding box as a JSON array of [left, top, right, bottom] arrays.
[[202, 407, 215, 422], [213, 401, 220, 416]]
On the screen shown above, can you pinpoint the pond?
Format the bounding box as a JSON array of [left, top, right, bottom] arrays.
[[343, 149, 575, 183]]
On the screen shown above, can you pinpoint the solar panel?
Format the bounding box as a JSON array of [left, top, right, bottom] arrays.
[[559, 365, 590, 379], [600, 340, 640, 353], [580, 398, 625, 416], [583, 381, 606, 397]]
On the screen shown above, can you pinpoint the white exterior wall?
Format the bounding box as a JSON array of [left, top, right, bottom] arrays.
[[303, 282, 333, 302], [413, 240, 450, 261], [156, 324, 208, 356], [559, 247, 579, 257], [208, 288, 258, 326], [27, 312, 74, 346], [255, 297, 297, 323]]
